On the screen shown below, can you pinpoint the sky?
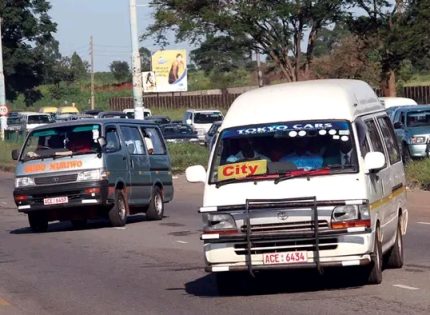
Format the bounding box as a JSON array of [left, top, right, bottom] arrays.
[[49, 0, 188, 72]]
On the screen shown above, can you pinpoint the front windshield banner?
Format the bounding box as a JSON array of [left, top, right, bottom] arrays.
[[21, 124, 101, 161], [210, 120, 357, 184]]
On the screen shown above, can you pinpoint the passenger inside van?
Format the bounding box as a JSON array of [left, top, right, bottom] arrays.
[[67, 132, 94, 153]]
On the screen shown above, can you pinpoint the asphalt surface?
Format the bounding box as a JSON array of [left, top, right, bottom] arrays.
[[0, 170, 429, 315]]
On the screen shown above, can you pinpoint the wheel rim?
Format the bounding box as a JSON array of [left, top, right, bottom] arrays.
[[154, 193, 163, 215], [118, 196, 126, 220]]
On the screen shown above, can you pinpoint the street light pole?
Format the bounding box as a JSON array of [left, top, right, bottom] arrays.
[[129, 0, 144, 120], [0, 18, 8, 140]]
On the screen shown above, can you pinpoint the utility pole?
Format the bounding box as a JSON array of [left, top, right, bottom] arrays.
[[90, 35, 95, 110], [256, 51, 263, 88], [129, 0, 144, 120], [0, 18, 7, 141]]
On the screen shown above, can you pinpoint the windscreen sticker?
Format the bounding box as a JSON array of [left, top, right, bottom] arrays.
[[339, 130, 350, 135], [332, 135, 340, 140], [92, 129, 99, 140], [235, 123, 333, 136], [24, 160, 83, 174], [218, 160, 267, 181], [341, 136, 349, 142]]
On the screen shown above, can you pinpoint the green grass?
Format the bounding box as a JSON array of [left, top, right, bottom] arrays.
[[167, 142, 210, 173], [405, 159, 430, 190], [0, 140, 21, 171]]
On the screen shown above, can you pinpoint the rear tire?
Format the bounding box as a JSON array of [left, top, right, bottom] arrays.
[[146, 186, 164, 220], [28, 213, 48, 233], [365, 228, 383, 284], [108, 190, 128, 227], [385, 221, 404, 268]]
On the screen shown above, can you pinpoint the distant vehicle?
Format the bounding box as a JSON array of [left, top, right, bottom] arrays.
[[97, 111, 127, 119], [205, 121, 222, 149], [12, 118, 174, 232], [39, 106, 58, 115], [6, 115, 23, 131], [123, 108, 152, 119], [183, 109, 223, 142], [389, 104, 430, 161], [145, 115, 171, 125], [19, 112, 52, 132], [380, 97, 417, 109], [161, 123, 199, 143], [58, 106, 80, 115], [84, 109, 103, 118]]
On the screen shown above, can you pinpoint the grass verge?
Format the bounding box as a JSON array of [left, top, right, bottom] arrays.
[[167, 142, 209, 174], [0, 140, 21, 172], [405, 159, 430, 190]]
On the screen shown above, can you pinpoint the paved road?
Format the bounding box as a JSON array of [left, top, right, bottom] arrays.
[[0, 170, 429, 315]]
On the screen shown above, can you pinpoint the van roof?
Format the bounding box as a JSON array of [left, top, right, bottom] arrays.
[[379, 97, 418, 108], [29, 118, 157, 132], [221, 79, 384, 130]]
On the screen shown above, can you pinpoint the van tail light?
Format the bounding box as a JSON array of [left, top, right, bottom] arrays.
[[84, 187, 100, 195]]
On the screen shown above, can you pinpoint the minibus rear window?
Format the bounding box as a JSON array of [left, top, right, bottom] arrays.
[[209, 120, 358, 184]]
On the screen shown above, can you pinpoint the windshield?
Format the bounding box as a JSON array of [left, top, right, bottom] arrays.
[[406, 111, 430, 127], [194, 112, 223, 124], [28, 115, 50, 124], [7, 117, 21, 125], [209, 120, 358, 184], [162, 125, 194, 135], [21, 124, 101, 161]]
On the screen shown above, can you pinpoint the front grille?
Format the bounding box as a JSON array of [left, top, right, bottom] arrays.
[[34, 174, 78, 185], [240, 220, 329, 234], [234, 238, 338, 255]]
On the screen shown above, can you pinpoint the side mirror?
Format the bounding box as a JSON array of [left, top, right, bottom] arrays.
[[186, 119, 192, 125], [97, 137, 106, 148], [11, 149, 19, 161], [393, 121, 403, 129], [185, 165, 207, 183], [364, 151, 385, 173]]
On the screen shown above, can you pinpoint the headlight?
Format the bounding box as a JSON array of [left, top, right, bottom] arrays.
[[410, 136, 426, 144], [203, 213, 237, 232], [332, 205, 359, 221], [15, 177, 35, 188], [77, 169, 108, 181]]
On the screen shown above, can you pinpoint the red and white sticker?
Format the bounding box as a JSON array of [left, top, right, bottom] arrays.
[[0, 105, 8, 116]]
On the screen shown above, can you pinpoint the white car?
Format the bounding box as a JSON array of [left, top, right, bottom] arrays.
[[182, 109, 223, 142]]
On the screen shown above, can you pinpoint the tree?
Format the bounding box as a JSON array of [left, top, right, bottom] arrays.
[[70, 52, 89, 80], [349, 0, 430, 96], [145, 0, 349, 82], [190, 35, 253, 73], [110, 61, 131, 82], [0, 0, 58, 104], [139, 47, 152, 71]]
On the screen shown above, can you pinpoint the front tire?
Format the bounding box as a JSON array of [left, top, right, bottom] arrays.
[[28, 213, 48, 233], [366, 228, 383, 284], [146, 186, 164, 220], [108, 190, 128, 227], [385, 221, 404, 268]]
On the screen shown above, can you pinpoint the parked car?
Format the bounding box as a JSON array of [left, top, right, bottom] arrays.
[[161, 123, 199, 143], [205, 121, 222, 149], [58, 106, 80, 115], [123, 108, 152, 119], [84, 109, 103, 118], [19, 112, 52, 132], [12, 118, 174, 232], [97, 111, 127, 119], [390, 104, 430, 161], [182, 109, 223, 142], [145, 115, 171, 125]]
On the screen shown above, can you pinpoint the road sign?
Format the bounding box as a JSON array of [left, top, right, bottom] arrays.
[[0, 105, 8, 116]]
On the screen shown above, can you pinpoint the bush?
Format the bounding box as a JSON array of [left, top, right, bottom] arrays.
[[405, 159, 430, 190], [167, 142, 209, 173]]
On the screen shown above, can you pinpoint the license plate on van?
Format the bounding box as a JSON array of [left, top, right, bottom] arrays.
[[43, 196, 68, 205], [263, 251, 307, 265]]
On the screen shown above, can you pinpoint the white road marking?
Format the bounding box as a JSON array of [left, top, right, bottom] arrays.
[[176, 240, 188, 244], [417, 222, 430, 225], [114, 227, 126, 230], [393, 284, 419, 290]]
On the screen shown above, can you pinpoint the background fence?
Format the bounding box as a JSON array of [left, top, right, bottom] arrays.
[[110, 85, 430, 111]]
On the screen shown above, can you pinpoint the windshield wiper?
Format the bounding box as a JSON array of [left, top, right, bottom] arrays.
[[274, 168, 330, 184]]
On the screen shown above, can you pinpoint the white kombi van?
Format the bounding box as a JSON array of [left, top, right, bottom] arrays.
[[186, 79, 408, 292]]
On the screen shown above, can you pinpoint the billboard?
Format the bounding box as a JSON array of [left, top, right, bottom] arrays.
[[142, 71, 157, 93], [150, 49, 187, 93]]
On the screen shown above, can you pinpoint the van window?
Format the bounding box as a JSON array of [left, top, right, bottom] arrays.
[[377, 116, 401, 164], [120, 126, 145, 155], [105, 127, 121, 153], [210, 120, 357, 184], [20, 124, 101, 161], [142, 127, 166, 155], [406, 110, 430, 127], [364, 119, 385, 155], [194, 112, 223, 124]]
